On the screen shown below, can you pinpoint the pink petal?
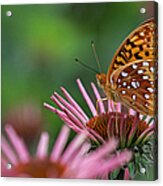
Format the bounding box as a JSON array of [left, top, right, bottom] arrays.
[[36, 132, 49, 159], [44, 103, 76, 129], [87, 127, 105, 143], [135, 124, 155, 145], [91, 82, 105, 113], [116, 102, 121, 112], [5, 125, 30, 163], [44, 102, 58, 113], [77, 79, 97, 116], [98, 150, 133, 174], [1, 156, 8, 167], [54, 92, 87, 124], [84, 139, 118, 163], [108, 100, 116, 112], [129, 109, 136, 115], [1, 136, 18, 165], [51, 95, 85, 129], [61, 87, 89, 121], [127, 116, 138, 145], [62, 107, 85, 130], [50, 125, 70, 161], [124, 168, 130, 180], [69, 142, 91, 170], [61, 134, 86, 164]]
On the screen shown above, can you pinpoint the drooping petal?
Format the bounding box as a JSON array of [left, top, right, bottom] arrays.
[[1, 135, 18, 165], [55, 91, 87, 123], [97, 150, 133, 175], [77, 79, 97, 116], [36, 132, 49, 159], [61, 134, 86, 164], [61, 87, 89, 121], [5, 125, 30, 163], [91, 82, 105, 113], [50, 125, 70, 161]]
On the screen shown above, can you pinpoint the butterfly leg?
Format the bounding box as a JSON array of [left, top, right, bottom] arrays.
[[113, 101, 119, 135], [96, 97, 108, 114]]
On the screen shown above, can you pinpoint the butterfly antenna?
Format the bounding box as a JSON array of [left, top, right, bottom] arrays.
[[75, 58, 99, 74], [91, 41, 102, 73]]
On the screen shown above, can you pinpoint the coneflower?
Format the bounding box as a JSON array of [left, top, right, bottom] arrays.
[[1, 125, 132, 179], [44, 79, 156, 179]]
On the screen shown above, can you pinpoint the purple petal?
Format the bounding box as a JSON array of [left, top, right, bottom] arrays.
[[85, 139, 118, 162], [50, 125, 70, 161], [63, 107, 85, 130], [77, 79, 97, 116], [98, 150, 132, 174], [51, 95, 85, 129], [1, 135, 18, 165], [108, 100, 116, 112], [129, 109, 136, 115], [54, 92, 87, 124], [127, 116, 138, 146], [5, 125, 30, 163], [61, 134, 86, 164], [87, 127, 105, 143], [44, 103, 75, 127], [61, 87, 89, 121], [124, 168, 130, 180], [116, 102, 121, 112], [91, 82, 105, 113], [135, 124, 155, 145], [69, 142, 91, 169], [36, 132, 49, 159], [44, 102, 58, 114]]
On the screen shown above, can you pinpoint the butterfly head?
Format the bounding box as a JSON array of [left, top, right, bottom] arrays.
[[96, 73, 116, 100], [96, 73, 107, 89]]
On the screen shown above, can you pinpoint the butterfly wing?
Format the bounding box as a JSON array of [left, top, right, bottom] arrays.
[[110, 59, 157, 116], [107, 18, 157, 83]]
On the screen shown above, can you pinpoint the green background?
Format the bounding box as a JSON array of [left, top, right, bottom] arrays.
[[2, 1, 156, 180]]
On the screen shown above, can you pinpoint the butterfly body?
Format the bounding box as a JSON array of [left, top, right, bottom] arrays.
[[96, 19, 157, 116]]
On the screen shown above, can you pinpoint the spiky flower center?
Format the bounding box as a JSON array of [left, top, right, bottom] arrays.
[[86, 112, 149, 146], [12, 158, 67, 178]]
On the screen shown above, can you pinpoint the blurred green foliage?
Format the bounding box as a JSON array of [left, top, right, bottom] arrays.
[[2, 1, 155, 180]]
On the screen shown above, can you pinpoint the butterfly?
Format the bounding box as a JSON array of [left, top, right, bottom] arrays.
[[96, 18, 157, 116]]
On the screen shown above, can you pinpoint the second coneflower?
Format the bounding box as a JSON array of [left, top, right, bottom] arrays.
[[1, 125, 132, 179], [44, 79, 156, 179]]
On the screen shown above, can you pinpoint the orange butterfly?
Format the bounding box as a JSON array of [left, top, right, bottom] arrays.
[[96, 18, 157, 116]]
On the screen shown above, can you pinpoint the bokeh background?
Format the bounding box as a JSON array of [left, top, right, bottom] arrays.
[[2, 1, 156, 180]]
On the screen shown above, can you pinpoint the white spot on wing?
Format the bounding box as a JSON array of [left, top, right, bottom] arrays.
[[144, 94, 150, 99], [123, 82, 127, 87], [132, 94, 137, 100], [131, 82, 137, 89], [121, 90, 126, 94], [150, 67, 154, 72], [132, 64, 138, 69], [118, 78, 121, 83], [136, 81, 140, 87], [143, 76, 149, 80], [143, 61, 149, 66], [140, 31, 145, 36], [121, 71, 128, 77], [145, 103, 149, 107], [138, 69, 144, 74], [147, 87, 154, 93]]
